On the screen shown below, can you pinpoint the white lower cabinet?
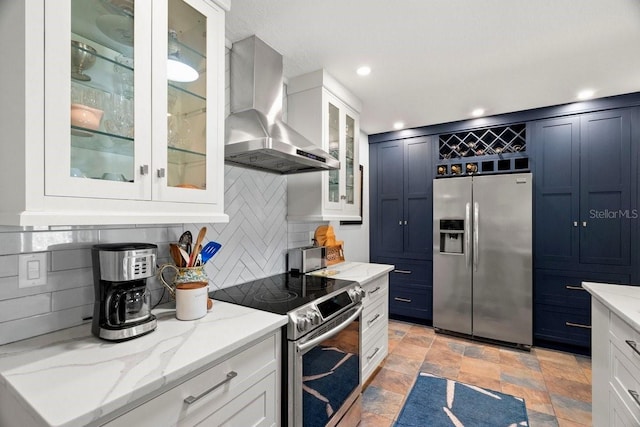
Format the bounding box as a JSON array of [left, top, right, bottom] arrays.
[[360, 275, 389, 384], [104, 331, 280, 427], [591, 296, 640, 426]]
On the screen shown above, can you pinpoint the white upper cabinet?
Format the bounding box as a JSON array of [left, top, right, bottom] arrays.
[[287, 70, 362, 222], [0, 0, 229, 226]]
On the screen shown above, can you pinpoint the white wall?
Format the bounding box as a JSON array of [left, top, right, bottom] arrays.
[[331, 131, 370, 262]]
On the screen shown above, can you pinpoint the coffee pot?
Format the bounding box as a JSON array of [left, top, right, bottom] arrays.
[[91, 243, 158, 341]]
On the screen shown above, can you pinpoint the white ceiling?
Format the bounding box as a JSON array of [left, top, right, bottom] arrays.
[[225, 0, 640, 135]]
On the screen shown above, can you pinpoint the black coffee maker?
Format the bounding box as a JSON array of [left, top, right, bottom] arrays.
[[92, 243, 158, 341]]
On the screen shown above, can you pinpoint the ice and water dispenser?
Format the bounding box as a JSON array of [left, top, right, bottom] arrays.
[[439, 219, 464, 254]]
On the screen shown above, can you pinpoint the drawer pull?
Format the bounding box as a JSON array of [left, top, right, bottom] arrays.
[[369, 286, 381, 295], [393, 270, 412, 274], [184, 371, 238, 405], [367, 347, 380, 361], [629, 390, 640, 407], [367, 314, 381, 326], [565, 322, 591, 329], [626, 340, 640, 356], [565, 285, 585, 291], [394, 297, 412, 303]]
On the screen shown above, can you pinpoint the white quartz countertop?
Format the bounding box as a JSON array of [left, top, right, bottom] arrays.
[[583, 282, 640, 331], [310, 261, 394, 284], [0, 301, 287, 427]]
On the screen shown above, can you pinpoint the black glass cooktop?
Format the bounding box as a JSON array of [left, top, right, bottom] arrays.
[[209, 273, 357, 315]]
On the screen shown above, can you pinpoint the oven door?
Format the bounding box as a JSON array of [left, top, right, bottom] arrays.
[[290, 304, 363, 427]]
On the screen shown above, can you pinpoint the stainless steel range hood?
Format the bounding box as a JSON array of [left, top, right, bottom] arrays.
[[225, 36, 339, 174]]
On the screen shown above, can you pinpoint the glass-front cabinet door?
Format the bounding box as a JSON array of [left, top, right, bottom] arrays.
[[152, 0, 222, 203], [344, 113, 355, 209], [327, 102, 341, 208], [45, 0, 152, 200], [43, 0, 222, 204]]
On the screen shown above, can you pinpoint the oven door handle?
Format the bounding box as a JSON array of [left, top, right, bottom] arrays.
[[297, 305, 363, 354]]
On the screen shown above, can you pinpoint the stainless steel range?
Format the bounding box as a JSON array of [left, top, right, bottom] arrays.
[[210, 272, 365, 427]]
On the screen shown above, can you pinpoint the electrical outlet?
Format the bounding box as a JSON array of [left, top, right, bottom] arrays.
[[18, 253, 48, 288]]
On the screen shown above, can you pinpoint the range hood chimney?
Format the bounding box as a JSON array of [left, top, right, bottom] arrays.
[[225, 36, 339, 174]]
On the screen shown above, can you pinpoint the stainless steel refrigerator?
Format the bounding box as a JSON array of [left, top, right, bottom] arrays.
[[433, 173, 532, 347]]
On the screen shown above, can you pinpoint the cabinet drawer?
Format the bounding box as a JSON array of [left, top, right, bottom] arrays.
[[610, 313, 640, 373], [610, 385, 640, 426], [362, 326, 388, 384], [610, 339, 640, 423], [389, 282, 432, 320], [535, 270, 628, 309], [106, 333, 279, 427], [389, 260, 431, 285], [362, 294, 387, 341], [362, 275, 388, 307], [534, 304, 591, 347]]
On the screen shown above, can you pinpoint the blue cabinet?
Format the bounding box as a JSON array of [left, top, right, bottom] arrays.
[[370, 137, 433, 260], [532, 108, 637, 351], [370, 136, 434, 321], [533, 109, 633, 270]]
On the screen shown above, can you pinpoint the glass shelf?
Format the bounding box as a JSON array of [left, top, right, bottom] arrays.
[[71, 126, 134, 156], [168, 145, 206, 165]]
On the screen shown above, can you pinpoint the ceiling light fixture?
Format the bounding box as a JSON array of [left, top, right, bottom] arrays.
[[393, 121, 404, 130], [577, 89, 595, 100], [356, 66, 371, 76], [471, 108, 485, 117], [167, 29, 199, 83]]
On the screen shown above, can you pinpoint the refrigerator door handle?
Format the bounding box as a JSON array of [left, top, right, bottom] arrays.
[[465, 202, 471, 268], [473, 202, 479, 272]]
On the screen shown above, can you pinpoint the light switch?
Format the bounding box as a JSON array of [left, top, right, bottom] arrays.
[[19, 253, 48, 288]]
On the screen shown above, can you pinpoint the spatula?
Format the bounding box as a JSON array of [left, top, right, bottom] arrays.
[[200, 241, 222, 264], [189, 227, 207, 267]]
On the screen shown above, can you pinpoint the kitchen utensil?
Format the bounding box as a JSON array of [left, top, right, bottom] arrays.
[[200, 241, 221, 264], [178, 247, 190, 266], [169, 243, 183, 267], [189, 227, 207, 267], [71, 41, 97, 81], [179, 231, 192, 255]]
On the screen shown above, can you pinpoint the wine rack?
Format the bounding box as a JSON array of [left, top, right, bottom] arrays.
[[436, 123, 529, 177]]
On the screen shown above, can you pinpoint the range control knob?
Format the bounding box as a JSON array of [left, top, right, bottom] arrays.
[[348, 286, 365, 303], [295, 314, 310, 332], [307, 309, 322, 326]]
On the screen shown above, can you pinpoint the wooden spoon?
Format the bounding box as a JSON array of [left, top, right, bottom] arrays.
[[189, 227, 207, 267], [169, 244, 183, 267]]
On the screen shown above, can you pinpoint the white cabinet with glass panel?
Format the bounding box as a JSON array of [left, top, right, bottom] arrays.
[[286, 70, 362, 221], [0, 0, 229, 226]]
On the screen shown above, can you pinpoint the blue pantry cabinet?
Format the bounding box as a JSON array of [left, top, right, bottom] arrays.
[[370, 136, 434, 321], [531, 107, 637, 351]]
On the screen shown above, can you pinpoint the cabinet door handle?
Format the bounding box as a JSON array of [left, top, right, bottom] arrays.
[[367, 313, 381, 326], [157, 168, 166, 178], [369, 286, 381, 295], [394, 297, 412, 303], [398, 221, 402, 226], [582, 221, 587, 227], [629, 390, 640, 408], [393, 270, 412, 274], [565, 322, 591, 329], [340, 195, 346, 200], [367, 347, 380, 361], [626, 340, 640, 356], [565, 285, 585, 291], [573, 221, 578, 227], [139, 165, 149, 175], [184, 371, 237, 405], [404, 220, 407, 225]]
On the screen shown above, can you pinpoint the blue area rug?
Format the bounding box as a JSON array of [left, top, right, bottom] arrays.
[[395, 373, 529, 426]]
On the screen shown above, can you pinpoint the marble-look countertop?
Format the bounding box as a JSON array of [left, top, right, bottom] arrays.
[[310, 261, 394, 285], [583, 282, 640, 331], [0, 302, 287, 427]]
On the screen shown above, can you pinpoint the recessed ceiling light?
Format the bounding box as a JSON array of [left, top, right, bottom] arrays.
[[356, 66, 371, 76], [471, 108, 485, 117], [577, 89, 595, 100], [393, 122, 404, 130]]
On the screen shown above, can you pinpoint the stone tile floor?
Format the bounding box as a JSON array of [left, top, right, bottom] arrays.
[[361, 319, 592, 426]]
